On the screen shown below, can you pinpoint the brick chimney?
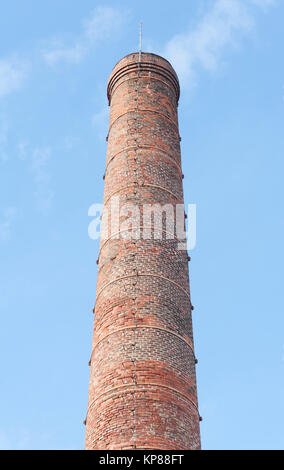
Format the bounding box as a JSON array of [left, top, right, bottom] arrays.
[[85, 52, 201, 450]]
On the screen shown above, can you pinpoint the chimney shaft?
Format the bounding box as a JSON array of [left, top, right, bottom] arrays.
[[85, 52, 201, 450]]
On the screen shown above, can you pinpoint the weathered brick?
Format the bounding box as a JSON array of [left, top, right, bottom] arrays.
[[85, 52, 201, 450]]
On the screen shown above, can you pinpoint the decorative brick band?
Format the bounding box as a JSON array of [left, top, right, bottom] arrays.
[[95, 273, 191, 302], [109, 76, 180, 109], [87, 383, 199, 415], [108, 108, 180, 136], [91, 325, 195, 354], [98, 226, 180, 257], [106, 144, 182, 178], [93, 296, 189, 326], [104, 182, 181, 206]]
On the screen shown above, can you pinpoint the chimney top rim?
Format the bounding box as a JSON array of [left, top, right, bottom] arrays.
[[111, 51, 177, 73], [107, 52, 180, 104]]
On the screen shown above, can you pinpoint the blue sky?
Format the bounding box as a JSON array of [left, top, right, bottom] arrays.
[[0, 0, 283, 450]]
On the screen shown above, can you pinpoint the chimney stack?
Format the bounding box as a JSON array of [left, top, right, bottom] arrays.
[[85, 52, 201, 450]]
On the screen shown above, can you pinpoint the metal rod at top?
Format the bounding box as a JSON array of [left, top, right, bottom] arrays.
[[139, 22, 142, 62]]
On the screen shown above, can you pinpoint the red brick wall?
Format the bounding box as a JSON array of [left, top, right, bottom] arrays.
[[85, 52, 201, 450]]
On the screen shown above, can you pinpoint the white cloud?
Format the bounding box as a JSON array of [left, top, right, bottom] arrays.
[[0, 206, 18, 242], [84, 6, 125, 42], [44, 6, 128, 66], [0, 59, 27, 98], [163, 0, 276, 86], [17, 141, 29, 161], [16, 143, 54, 214], [44, 42, 86, 66], [250, 0, 276, 8], [63, 135, 79, 151], [31, 147, 54, 214]]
